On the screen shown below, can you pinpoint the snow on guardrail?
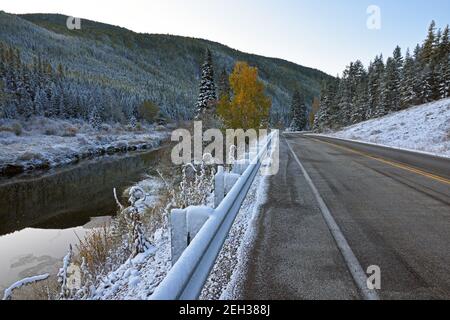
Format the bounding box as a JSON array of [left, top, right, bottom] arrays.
[[151, 131, 276, 300]]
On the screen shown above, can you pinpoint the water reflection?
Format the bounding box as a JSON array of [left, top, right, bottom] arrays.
[[0, 146, 168, 236], [0, 216, 110, 292]]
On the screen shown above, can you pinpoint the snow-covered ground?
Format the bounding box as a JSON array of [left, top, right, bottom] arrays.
[[200, 172, 269, 300], [90, 177, 172, 300], [89, 144, 274, 300], [91, 227, 171, 300], [326, 98, 450, 158], [91, 169, 269, 301], [0, 117, 170, 175]]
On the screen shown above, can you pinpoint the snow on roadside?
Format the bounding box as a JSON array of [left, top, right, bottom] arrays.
[[91, 228, 171, 300], [90, 176, 172, 300], [200, 169, 270, 300], [326, 98, 450, 158], [88, 134, 276, 300]]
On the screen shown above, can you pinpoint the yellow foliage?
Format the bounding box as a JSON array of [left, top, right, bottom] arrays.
[[217, 62, 271, 129]]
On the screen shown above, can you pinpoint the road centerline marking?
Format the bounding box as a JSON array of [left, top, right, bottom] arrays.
[[311, 138, 450, 185], [284, 137, 380, 301]]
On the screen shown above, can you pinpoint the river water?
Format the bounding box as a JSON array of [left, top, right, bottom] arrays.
[[0, 146, 168, 292]]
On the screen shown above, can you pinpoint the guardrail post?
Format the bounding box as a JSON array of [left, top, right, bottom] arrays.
[[187, 206, 214, 244], [170, 208, 188, 265], [171, 206, 215, 265], [214, 166, 225, 208], [232, 158, 249, 175], [224, 172, 240, 193]]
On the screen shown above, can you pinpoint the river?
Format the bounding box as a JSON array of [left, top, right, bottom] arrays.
[[0, 145, 169, 292]]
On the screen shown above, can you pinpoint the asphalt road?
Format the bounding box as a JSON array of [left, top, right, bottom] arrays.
[[240, 133, 450, 300]]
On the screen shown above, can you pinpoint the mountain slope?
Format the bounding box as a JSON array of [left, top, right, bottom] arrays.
[[0, 11, 332, 124]]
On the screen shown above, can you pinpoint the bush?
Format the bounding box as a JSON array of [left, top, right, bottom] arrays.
[[0, 122, 23, 136], [138, 100, 160, 123], [100, 123, 112, 132], [62, 126, 78, 137], [11, 122, 22, 136], [75, 226, 116, 278], [18, 151, 43, 161], [155, 125, 166, 132], [44, 127, 57, 136]]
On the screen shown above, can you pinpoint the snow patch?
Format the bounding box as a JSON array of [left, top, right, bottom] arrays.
[[0, 117, 170, 175], [326, 98, 450, 158]]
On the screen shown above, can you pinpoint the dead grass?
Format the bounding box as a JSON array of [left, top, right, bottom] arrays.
[[142, 189, 172, 237], [74, 225, 116, 277]]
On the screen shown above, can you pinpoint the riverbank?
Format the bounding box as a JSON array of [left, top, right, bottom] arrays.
[[0, 144, 172, 297], [0, 117, 172, 177]]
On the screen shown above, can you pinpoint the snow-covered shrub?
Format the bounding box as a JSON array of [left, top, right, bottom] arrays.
[[124, 186, 153, 257], [44, 127, 57, 136], [2, 274, 50, 300], [155, 125, 166, 132], [77, 135, 89, 145], [0, 121, 22, 136], [18, 151, 43, 162], [100, 123, 112, 132], [57, 245, 74, 300], [170, 156, 216, 209], [62, 126, 78, 137], [73, 258, 95, 300]]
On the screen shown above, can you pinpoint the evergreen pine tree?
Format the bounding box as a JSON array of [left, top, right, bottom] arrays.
[[349, 61, 368, 123], [352, 80, 368, 124], [89, 106, 102, 129], [195, 49, 217, 118], [437, 26, 450, 98], [367, 55, 385, 119], [439, 25, 450, 59], [438, 55, 450, 98], [217, 67, 230, 99], [419, 21, 441, 101], [421, 21, 436, 65], [381, 47, 403, 114], [400, 49, 417, 108], [420, 64, 434, 103], [314, 80, 337, 131], [289, 90, 307, 131], [412, 44, 424, 103]]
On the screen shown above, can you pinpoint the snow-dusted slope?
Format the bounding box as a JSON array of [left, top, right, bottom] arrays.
[[0, 117, 170, 175], [329, 98, 450, 158]]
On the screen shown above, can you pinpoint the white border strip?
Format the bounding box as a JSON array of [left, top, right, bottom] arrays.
[[306, 134, 450, 160], [285, 137, 380, 300]]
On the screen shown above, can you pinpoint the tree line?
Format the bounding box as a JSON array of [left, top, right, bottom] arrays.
[[0, 41, 162, 128], [194, 49, 272, 130], [314, 21, 450, 131]]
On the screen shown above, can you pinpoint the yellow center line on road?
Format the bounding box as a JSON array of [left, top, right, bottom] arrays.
[[310, 138, 450, 185]]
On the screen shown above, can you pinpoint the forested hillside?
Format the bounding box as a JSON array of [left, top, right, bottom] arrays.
[[314, 21, 450, 132], [0, 11, 332, 127]]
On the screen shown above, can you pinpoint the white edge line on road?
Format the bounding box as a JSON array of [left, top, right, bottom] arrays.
[[284, 136, 380, 301], [304, 133, 450, 160]]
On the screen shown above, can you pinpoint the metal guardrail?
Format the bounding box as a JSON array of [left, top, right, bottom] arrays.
[[151, 132, 274, 300]]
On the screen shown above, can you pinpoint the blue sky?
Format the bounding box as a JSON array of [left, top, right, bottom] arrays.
[[2, 0, 450, 75]]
